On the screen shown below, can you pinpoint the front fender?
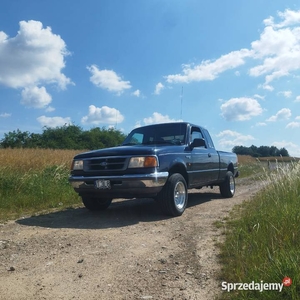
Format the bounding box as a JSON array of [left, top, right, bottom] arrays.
[[168, 158, 189, 186]]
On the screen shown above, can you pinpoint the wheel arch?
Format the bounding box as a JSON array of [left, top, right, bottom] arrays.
[[227, 162, 234, 174], [168, 162, 189, 186]]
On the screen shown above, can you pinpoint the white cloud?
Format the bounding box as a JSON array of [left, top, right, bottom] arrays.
[[267, 108, 292, 122], [165, 49, 252, 83], [0, 113, 11, 118], [37, 116, 72, 128], [220, 97, 263, 121], [295, 96, 300, 102], [142, 112, 182, 125], [271, 140, 300, 157], [0, 20, 72, 90], [253, 94, 265, 100], [45, 106, 55, 112], [87, 65, 131, 95], [21, 86, 52, 108], [250, 28, 297, 61], [154, 82, 164, 95], [264, 9, 300, 28], [278, 90, 292, 98], [132, 89, 141, 97], [217, 130, 255, 148], [249, 10, 300, 89], [134, 121, 142, 129], [296, 116, 300, 120], [81, 105, 124, 125], [259, 83, 274, 91], [286, 122, 300, 129], [165, 9, 300, 91], [255, 122, 267, 127]]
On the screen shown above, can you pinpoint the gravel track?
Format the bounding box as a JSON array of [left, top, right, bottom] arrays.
[[0, 177, 262, 300]]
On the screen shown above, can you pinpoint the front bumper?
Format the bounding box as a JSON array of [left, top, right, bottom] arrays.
[[69, 172, 169, 198]]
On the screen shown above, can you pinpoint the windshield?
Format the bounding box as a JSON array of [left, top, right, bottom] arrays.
[[122, 123, 187, 146]]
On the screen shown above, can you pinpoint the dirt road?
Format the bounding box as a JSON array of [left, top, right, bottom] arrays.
[[0, 178, 262, 300]]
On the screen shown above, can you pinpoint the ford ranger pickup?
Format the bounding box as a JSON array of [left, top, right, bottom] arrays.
[[69, 122, 239, 216]]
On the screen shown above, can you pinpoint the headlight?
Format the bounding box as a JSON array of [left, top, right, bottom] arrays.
[[72, 160, 84, 170], [128, 156, 158, 168]]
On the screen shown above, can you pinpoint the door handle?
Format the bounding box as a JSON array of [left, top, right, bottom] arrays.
[[208, 153, 211, 157]]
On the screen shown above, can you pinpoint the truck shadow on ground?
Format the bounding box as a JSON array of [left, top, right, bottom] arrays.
[[16, 190, 223, 230]]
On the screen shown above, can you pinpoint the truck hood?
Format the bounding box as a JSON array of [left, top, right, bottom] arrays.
[[74, 145, 186, 159]]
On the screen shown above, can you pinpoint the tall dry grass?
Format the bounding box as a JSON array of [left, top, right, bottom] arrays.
[[219, 161, 300, 299], [0, 148, 82, 171], [237, 155, 300, 178], [0, 148, 83, 221], [237, 155, 263, 178]]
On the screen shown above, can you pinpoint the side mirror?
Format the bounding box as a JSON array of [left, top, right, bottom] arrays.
[[191, 138, 206, 148]]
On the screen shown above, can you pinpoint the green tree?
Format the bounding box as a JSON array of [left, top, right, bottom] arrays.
[[1, 129, 31, 148], [0, 125, 127, 150], [41, 125, 83, 149], [278, 147, 289, 157], [232, 145, 289, 157], [81, 127, 126, 150], [232, 146, 253, 156], [258, 145, 270, 157], [81, 127, 105, 149]]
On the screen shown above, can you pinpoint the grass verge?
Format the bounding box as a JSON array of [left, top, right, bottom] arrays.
[[218, 161, 300, 299], [0, 149, 82, 221], [237, 155, 264, 178]]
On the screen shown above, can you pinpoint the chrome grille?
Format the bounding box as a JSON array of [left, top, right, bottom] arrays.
[[86, 157, 127, 171]]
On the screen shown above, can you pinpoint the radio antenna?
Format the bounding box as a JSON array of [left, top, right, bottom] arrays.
[[180, 86, 183, 120]]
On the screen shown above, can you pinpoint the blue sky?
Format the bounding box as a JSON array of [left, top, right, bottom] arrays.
[[0, 1, 300, 156]]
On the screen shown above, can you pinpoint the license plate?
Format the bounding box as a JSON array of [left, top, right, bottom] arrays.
[[95, 180, 111, 189]]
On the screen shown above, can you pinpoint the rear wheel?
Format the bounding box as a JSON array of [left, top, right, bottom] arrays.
[[158, 173, 188, 217], [219, 171, 235, 198], [82, 196, 112, 211]]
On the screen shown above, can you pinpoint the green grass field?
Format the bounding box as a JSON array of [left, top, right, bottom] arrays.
[[218, 159, 300, 299]]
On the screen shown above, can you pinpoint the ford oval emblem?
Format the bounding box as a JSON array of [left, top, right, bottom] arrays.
[[100, 162, 108, 167]]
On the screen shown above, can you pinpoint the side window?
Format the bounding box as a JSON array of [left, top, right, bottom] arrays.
[[190, 127, 204, 143]]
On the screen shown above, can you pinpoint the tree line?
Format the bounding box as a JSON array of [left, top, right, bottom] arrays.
[[0, 125, 127, 150], [0, 125, 290, 156], [232, 145, 289, 157]]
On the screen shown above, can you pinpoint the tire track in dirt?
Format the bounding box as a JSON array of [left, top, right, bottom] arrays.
[[0, 178, 263, 300]]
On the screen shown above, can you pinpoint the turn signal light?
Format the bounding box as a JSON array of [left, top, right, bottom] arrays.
[[144, 156, 158, 167]]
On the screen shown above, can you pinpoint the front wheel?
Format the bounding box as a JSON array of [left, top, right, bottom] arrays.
[[219, 171, 235, 198], [158, 173, 188, 217], [82, 196, 112, 211]]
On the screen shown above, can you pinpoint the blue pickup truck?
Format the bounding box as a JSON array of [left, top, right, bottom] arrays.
[[69, 122, 239, 216]]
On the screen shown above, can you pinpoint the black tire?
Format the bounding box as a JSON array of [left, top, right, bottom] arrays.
[[158, 173, 188, 217], [219, 171, 235, 198], [82, 196, 112, 211]]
